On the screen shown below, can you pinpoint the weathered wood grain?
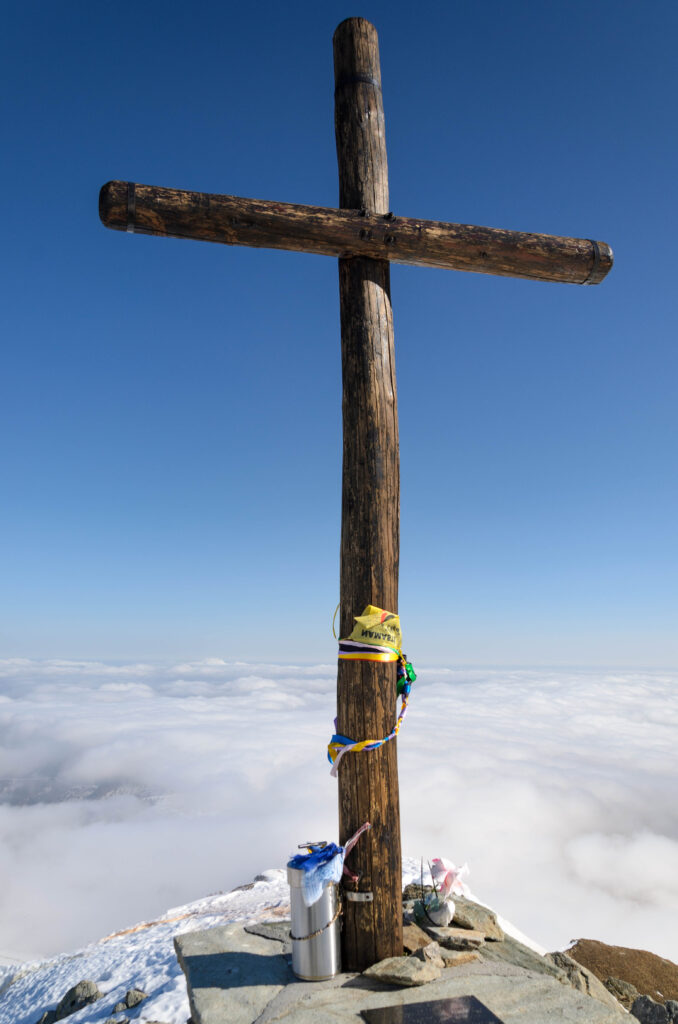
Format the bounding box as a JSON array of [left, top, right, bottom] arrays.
[[97, 11, 614, 977], [334, 17, 403, 972], [99, 181, 612, 285]]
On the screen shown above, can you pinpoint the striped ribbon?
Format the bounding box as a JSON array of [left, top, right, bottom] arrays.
[[338, 639, 400, 663]]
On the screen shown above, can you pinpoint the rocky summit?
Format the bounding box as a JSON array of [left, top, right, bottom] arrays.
[[174, 893, 632, 1024], [170, 893, 678, 1024]]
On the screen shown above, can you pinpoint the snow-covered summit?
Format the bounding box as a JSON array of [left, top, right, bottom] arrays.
[[0, 868, 290, 1024]]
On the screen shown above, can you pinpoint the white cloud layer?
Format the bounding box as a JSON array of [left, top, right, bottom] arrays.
[[0, 660, 676, 964]]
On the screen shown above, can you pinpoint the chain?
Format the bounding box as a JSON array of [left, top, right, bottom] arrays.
[[289, 900, 342, 942]]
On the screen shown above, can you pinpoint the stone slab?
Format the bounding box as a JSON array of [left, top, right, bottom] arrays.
[[244, 921, 292, 955], [423, 926, 486, 949], [363, 956, 442, 986], [479, 934, 565, 979], [175, 923, 628, 1024], [174, 924, 291, 1024], [440, 949, 482, 967], [402, 924, 434, 954]]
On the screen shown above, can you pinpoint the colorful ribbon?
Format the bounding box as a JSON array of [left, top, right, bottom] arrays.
[[328, 647, 416, 777]]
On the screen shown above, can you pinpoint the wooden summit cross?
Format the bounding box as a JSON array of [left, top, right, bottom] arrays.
[[99, 18, 612, 971]]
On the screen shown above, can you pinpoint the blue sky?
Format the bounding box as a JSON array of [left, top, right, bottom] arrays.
[[2, 0, 676, 665]]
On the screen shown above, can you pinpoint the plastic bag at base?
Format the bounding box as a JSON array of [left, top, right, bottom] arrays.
[[423, 893, 455, 926], [421, 858, 470, 925]]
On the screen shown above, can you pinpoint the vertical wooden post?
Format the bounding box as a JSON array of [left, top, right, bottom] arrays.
[[334, 18, 403, 971]]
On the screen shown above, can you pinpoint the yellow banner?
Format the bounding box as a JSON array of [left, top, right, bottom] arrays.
[[348, 605, 402, 649]]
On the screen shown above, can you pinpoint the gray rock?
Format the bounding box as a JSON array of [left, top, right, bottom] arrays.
[[123, 987, 147, 1008], [666, 1001, 678, 1023], [452, 897, 505, 941], [104, 1018, 129, 1024], [412, 942, 445, 969], [54, 980, 104, 1020], [113, 988, 145, 1013], [605, 976, 641, 1009], [422, 925, 486, 950], [480, 934, 565, 981], [402, 922, 434, 953], [244, 921, 292, 954], [631, 995, 670, 1023], [440, 949, 482, 967], [35, 1014, 56, 1024], [363, 955, 442, 987], [546, 952, 625, 1011]]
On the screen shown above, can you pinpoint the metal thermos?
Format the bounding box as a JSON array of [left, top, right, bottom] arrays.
[[287, 864, 341, 980]]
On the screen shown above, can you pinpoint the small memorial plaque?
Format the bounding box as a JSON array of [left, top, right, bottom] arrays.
[[362, 995, 505, 1024]]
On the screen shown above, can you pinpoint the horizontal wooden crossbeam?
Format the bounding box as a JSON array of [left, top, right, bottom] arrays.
[[99, 180, 612, 285]]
